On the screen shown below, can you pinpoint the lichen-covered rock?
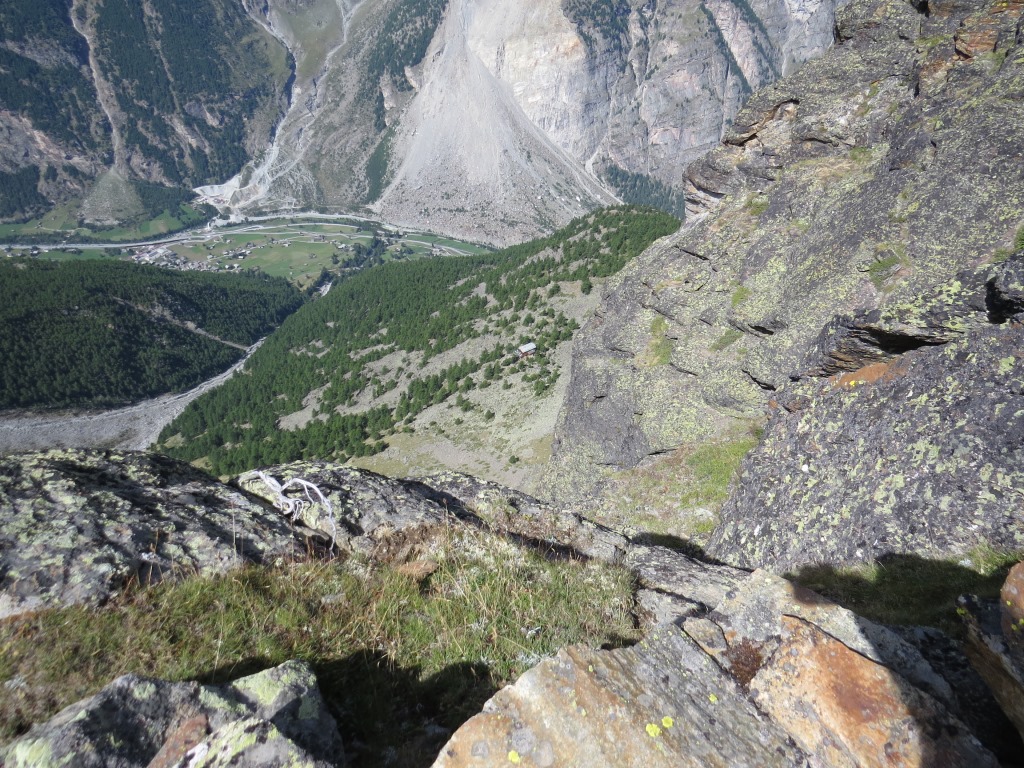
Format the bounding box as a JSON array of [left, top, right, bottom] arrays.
[[707, 258, 1024, 568], [0, 660, 344, 767], [0, 449, 311, 619], [236, 463, 630, 564], [431, 623, 808, 768], [546, 0, 1024, 510], [413, 471, 630, 563], [624, 544, 747, 625], [432, 568, 999, 766], [237, 462, 449, 556]]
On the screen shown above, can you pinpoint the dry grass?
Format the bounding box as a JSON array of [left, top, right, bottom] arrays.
[[0, 528, 639, 766]]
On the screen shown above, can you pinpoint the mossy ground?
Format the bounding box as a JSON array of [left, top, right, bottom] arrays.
[[596, 428, 761, 548], [0, 529, 639, 766]]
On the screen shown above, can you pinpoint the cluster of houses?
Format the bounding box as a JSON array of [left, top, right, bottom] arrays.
[[130, 246, 226, 272]]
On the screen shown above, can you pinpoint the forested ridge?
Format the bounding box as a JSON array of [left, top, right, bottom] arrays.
[[0, 260, 303, 410], [159, 206, 679, 474], [91, 0, 291, 186], [0, 0, 110, 220], [0, 0, 289, 223]]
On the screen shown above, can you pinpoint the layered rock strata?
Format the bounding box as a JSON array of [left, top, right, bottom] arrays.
[[546, 0, 1024, 510]]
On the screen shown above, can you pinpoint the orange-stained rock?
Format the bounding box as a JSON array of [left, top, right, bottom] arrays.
[[713, 570, 955, 706], [147, 715, 209, 768], [750, 616, 997, 767], [954, 0, 1024, 57], [1001, 561, 1024, 648], [431, 624, 806, 768]]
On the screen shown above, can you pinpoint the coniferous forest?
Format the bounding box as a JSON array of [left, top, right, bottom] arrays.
[[0, 260, 303, 410], [159, 206, 679, 474]]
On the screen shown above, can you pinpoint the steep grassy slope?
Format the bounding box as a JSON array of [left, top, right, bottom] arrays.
[[0, 260, 303, 410], [157, 206, 678, 477], [0, 525, 638, 762]]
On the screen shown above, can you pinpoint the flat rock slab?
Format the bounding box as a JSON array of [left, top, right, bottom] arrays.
[[0, 660, 344, 768], [432, 623, 806, 768], [0, 449, 308, 619]]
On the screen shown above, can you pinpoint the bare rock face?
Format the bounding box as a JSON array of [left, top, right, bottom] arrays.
[[229, 0, 843, 245], [961, 561, 1024, 744], [0, 660, 344, 768], [431, 568, 999, 767], [707, 255, 1024, 569], [546, 0, 1024, 505], [0, 449, 312, 620]]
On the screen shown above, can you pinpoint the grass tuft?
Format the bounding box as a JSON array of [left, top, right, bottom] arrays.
[[679, 435, 760, 510], [0, 529, 639, 765], [710, 328, 743, 351], [867, 253, 902, 289]]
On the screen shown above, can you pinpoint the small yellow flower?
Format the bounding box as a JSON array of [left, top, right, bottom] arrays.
[[508, 750, 521, 764], [646, 723, 662, 738], [708, 693, 719, 703], [661, 716, 674, 729]]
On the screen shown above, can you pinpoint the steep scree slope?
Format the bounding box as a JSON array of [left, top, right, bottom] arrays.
[[545, 0, 1024, 516], [222, 0, 842, 244]]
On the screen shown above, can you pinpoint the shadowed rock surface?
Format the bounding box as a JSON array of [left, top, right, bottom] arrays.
[[0, 660, 344, 768], [961, 561, 1024, 744], [707, 255, 1024, 569], [0, 449, 313, 619], [546, 0, 1024, 510]]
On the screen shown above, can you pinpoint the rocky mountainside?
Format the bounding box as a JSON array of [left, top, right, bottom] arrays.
[[2, 449, 1022, 766], [221, 0, 843, 244], [6, 0, 1024, 765], [545, 0, 1024, 530], [0, 0, 844, 240], [0, 0, 291, 224]]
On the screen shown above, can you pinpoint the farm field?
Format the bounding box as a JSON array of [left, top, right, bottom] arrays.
[[2, 216, 492, 288]]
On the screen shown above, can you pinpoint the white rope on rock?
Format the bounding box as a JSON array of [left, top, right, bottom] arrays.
[[255, 471, 338, 551]]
